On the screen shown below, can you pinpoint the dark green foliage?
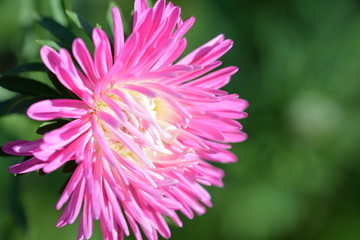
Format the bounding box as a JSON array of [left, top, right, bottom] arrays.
[[3, 63, 45, 76], [0, 96, 46, 116], [0, 147, 11, 157], [62, 160, 78, 173], [35, 39, 61, 50], [36, 16, 76, 47], [0, 76, 61, 98], [36, 119, 70, 135], [8, 177, 28, 231], [66, 10, 94, 38]]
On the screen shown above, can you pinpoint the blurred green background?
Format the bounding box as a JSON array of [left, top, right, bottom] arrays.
[[1, 0, 360, 239]]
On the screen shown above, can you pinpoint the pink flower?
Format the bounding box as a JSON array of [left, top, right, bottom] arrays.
[[3, 0, 248, 239]]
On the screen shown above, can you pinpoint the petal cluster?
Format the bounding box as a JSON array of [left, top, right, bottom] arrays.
[[3, 0, 248, 239]]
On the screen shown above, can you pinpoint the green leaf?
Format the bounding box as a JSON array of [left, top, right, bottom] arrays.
[[0, 97, 25, 116], [59, 175, 72, 194], [36, 39, 61, 50], [106, 1, 116, 39], [22, 156, 33, 162], [3, 62, 45, 76], [8, 177, 28, 231], [6, 97, 44, 115], [60, 0, 72, 12], [0, 76, 62, 98], [62, 160, 78, 173], [36, 16, 76, 46], [61, 0, 72, 13], [163, 215, 178, 227], [36, 119, 70, 135], [147, 0, 155, 6], [0, 147, 11, 157], [49, 0, 68, 26], [0, 96, 46, 116], [66, 10, 94, 37]]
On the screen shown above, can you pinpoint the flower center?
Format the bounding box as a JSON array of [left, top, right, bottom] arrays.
[[94, 87, 182, 168]]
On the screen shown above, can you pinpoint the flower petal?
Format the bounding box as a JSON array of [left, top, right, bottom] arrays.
[[9, 157, 46, 174], [184, 66, 238, 89], [41, 46, 94, 103], [93, 28, 113, 78], [177, 34, 225, 65], [112, 7, 125, 59], [3, 140, 42, 156], [27, 99, 89, 121], [73, 38, 98, 84], [42, 117, 91, 150]]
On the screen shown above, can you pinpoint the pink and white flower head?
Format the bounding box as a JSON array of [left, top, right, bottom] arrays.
[[3, 0, 248, 239]]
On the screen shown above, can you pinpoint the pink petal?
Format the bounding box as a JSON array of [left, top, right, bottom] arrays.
[[199, 97, 249, 119], [104, 121, 154, 168], [93, 28, 113, 78], [40, 46, 62, 73], [27, 99, 89, 121], [73, 38, 98, 84], [97, 110, 121, 128], [188, 125, 225, 142], [55, 65, 93, 105], [58, 178, 85, 225], [116, 32, 140, 73], [134, 0, 149, 27], [56, 164, 84, 210], [123, 84, 157, 98], [42, 132, 90, 173], [223, 131, 248, 143], [2, 140, 41, 156], [41, 46, 93, 103], [177, 34, 224, 65], [151, 38, 187, 70], [42, 117, 91, 150], [199, 150, 237, 163], [103, 179, 129, 235], [9, 157, 46, 174], [163, 61, 222, 85], [81, 198, 94, 239], [140, 82, 182, 99], [112, 7, 125, 59], [196, 39, 233, 65], [173, 17, 195, 40], [184, 66, 238, 89]]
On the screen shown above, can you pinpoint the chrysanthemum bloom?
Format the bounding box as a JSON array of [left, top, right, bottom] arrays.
[[3, 0, 248, 239]]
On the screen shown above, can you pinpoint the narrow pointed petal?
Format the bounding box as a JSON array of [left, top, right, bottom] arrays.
[[27, 99, 89, 121], [112, 7, 125, 58], [9, 157, 46, 174], [3, 140, 42, 156]]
